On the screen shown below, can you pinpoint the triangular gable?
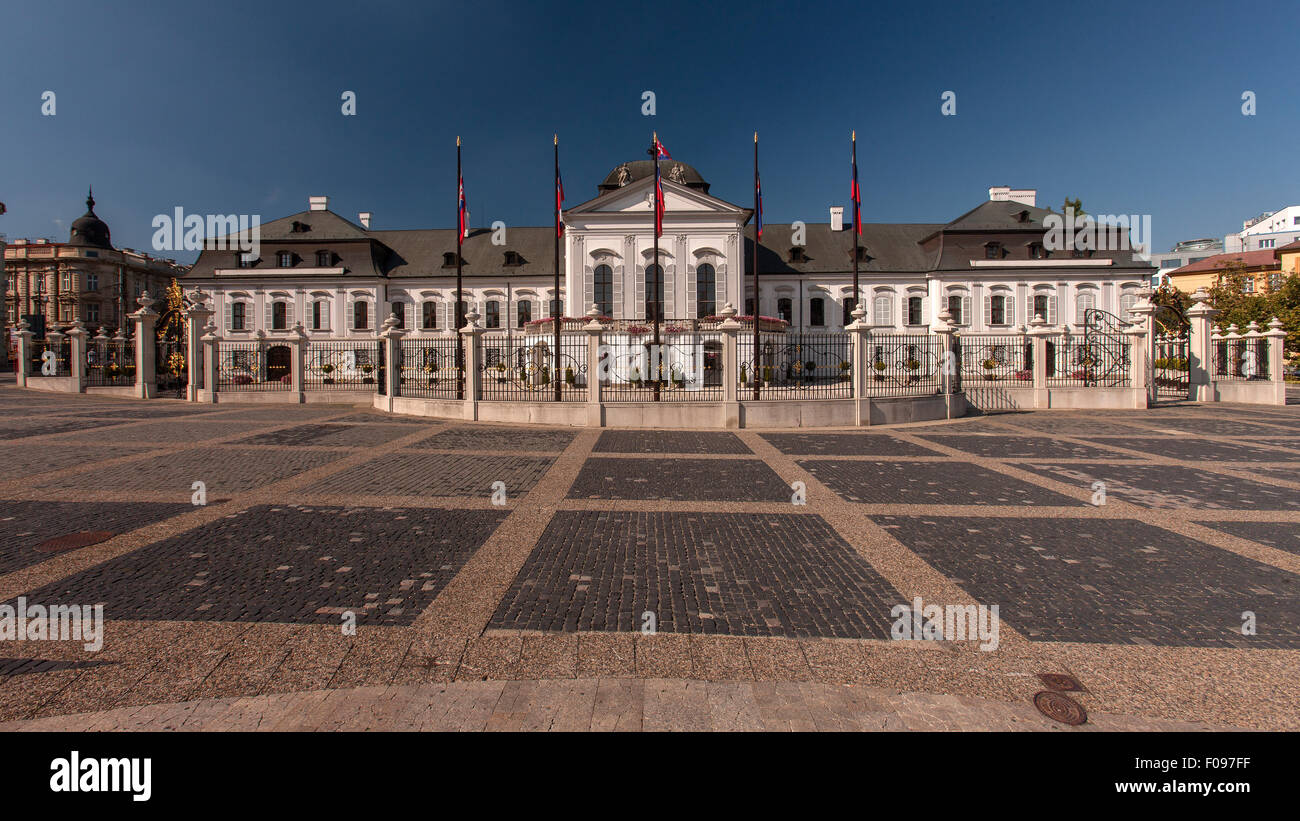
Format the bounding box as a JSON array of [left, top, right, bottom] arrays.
[[566, 175, 746, 217]]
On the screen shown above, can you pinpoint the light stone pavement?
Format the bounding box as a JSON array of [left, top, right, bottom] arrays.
[[0, 378, 1296, 731]]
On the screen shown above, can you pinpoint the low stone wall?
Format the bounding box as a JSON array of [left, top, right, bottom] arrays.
[[1214, 380, 1285, 406], [23, 376, 81, 394]]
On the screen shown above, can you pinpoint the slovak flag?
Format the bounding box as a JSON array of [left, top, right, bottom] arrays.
[[850, 138, 862, 236], [655, 138, 671, 160], [556, 167, 565, 238], [458, 175, 468, 241], [653, 140, 670, 238], [755, 169, 763, 239]]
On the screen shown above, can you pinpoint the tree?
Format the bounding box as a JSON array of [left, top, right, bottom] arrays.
[[1063, 197, 1085, 217], [1206, 260, 1270, 331], [1265, 271, 1300, 358]]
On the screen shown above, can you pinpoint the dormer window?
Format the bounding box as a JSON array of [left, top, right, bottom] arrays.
[[442, 252, 461, 267], [984, 242, 1003, 260], [277, 251, 294, 268], [290, 221, 310, 233], [788, 247, 808, 263], [1028, 243, 1048, 260], [316, 250, 332, 267], [503, 251, 524, 266], [1015, 209, 1031, 223], [854, 246, 871, 263], [238, 252, 257, 268]]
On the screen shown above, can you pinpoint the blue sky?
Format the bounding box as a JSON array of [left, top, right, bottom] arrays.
[[1, 0, 1295, 262]]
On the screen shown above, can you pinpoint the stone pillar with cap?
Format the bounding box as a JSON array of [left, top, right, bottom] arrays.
[[460, 307, 483, 420], [1027, 312, 1052, 409], [717, 303, 741, 428], [200, 320, 220, 402], [130, 291, 158, 399], [15, 320, 31, 388], [289, 321, 307, 402], [378, 315, 408, 412], [584, 304, 605, 427], [66, 319, 88, 391], [184, 289, 214, 401], [1264, 317, 1287, 405], [1127, 287, 1158, 405], [1185, 287, 1217, 402], [846, 303, 873, 425]]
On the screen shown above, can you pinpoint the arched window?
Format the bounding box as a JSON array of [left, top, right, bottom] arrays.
[[485, 300, 501, 329], [645, 263, 664, 321], [594, 264, 613, 317], [422, 300, 438, 330], [696, 263, 716, 318], [873, 294, 892, 326], [810, 297, 825, 327], [1119, 287, 1137, 319]]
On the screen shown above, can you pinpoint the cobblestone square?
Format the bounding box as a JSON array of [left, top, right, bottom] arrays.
[[594, 430, 751, 454], [568, 457, 791, 501], [800, 459, 1081, 505]]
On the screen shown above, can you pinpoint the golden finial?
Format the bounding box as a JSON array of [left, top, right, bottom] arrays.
[[554, 133, 558, 145], [456, 135, 461, 146], [754, 131, 758, 143], [852, 130, 856, 141]]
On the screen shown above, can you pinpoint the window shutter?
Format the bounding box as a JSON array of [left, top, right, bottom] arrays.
[[286, 300, 294, 329], [347, 298, 355, 331], [264, 300, 273, 331], [613, 265, 623, 319], [583, 265, 594, 315], [1005, 296, 1015, 326], [665, 263, 675, 320], [983, 295, 992, 326], [635, 264, 645, 320], [1048, 295, 1057, 325], [686, 265, 696, 318], [224, 301, 233, 332], [963, 296, 972, 326]]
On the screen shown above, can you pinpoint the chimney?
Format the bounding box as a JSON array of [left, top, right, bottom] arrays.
[[359, 212, 372, 229], [829, 206, 844, 232], [988, 186, 1036, 207], [309, 195, 329, 212]]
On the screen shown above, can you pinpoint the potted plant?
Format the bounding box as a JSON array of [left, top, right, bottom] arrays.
[[839, 361, 851, 382], [873, 360, 888, 381], [360, 364, 375, 384], [762, 365, 774, 386], [739, 364, 748, 386], [565, 365, 575, 386], [1014, 369, 1032, 382], [538, 365, 550, 387], [321, 363, 335, 384]]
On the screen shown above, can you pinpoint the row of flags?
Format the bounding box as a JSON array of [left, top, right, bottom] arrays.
[[453, 132, 863, 247]]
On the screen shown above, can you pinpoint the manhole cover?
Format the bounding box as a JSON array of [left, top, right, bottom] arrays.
[[1033, 690, 1087, 726], [1038, 672, 1084, 692], [35, 531, 115, 552]]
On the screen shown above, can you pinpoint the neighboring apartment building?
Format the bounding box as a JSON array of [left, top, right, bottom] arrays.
[[4, 191, 188, 350], [1224, 205, 1300, 253], [1165, 249, 1283, 295], [1148, 238, 1223, 285], [180, 156, 1155, 340]]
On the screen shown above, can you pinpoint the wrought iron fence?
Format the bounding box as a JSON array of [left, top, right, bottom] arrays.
[[480, 332, 589, 402], [28, 337, 71, 377], [304, 340, 383, 391], [736, 331, 851, 400], [85, 338, 133, 386], [216, 341, 292, 391], [399, 337, 461, 399], [155, 338, 188, 396], [1049, 333, 1131, 388], [1213, 337, 1269, 380], [862, 334, 942, 397], [958, 334, 1033, 387], [601, 331, 723, 402]]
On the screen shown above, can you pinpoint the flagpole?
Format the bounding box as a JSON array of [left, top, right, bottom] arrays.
[[456, 135, 464, 401], [554, 133, 562, 403], [851, 130, 859, 315], [752, 131, 761, 401], [650, 131, 661, 402]]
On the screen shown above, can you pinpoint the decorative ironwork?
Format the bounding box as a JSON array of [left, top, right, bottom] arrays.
[[400, 337, 461, 399], [28, 337, 71, 377], [1076, 308, 1132, 388], [216, 341, 291, 391], [1213, 336, 1269, 381], [958, 334, 1033, 386], [480, 333, 589, 402], [862, 334, 942, 397], [1149, 306, 1190, 399], [738, 332, 852, 399], [304, 340, 383, 390], [85, 337, 133, 386], [602, 333, 721, 402]]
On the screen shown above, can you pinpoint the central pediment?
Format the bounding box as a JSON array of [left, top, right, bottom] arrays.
[[565, 175, 747, 218]]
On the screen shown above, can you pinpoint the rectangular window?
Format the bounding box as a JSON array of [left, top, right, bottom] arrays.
[[1243, 277, 1255, 293], [745, 298, 755, 317], [232, 302, 247, 331], [272, 301, 287, 330], [86, 303, 100, 323], [486, 301, 500, 329], [777, 297, 792, 324], [872, 295, 891, 326], [423, 301, 437, 329], [86, 274, 99, 291], [517, 300, 531, 326], [549, 298, 561, 318], [990, 295, 1006, 326], [947, 295, 963, 325], [354, 301, 369, 330], [842, 297, 857, 326], [907, 296, 923, 326], [810, 298, 825, 327], [1033, 294, 1049, 322]]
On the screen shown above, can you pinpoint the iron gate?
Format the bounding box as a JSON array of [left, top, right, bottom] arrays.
[[1152, 304, 1190, 400], [1080, 308, 1132, 387]]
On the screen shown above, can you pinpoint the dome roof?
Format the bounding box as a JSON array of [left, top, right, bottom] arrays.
[[68, 189, 112, 249], [597, 159, 709, 194]]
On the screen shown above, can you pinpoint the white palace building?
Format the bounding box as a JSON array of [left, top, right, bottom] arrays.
[[182, 156, 1155, 340]]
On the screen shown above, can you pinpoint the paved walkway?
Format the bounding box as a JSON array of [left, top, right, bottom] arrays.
[[0, 678, 1241, 732], [0, 381, 1297, 730]]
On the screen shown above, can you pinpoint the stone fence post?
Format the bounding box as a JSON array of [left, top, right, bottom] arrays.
[[717, 303, 741, 428], [66, 320, 87, 392], [1264, 317, 1287, 405], [846, 304, 871, 425], [184, 290, 214, 401], [1185, 287, 1217, 402], [1124, 321, 1148, 408], [460, 309, 483, 420], [1027, 313, 1051, 409], [581, 305, 603, 427], [289, 322, 307, 402], [201, 323, 220, 403], [379, 316, 406, 412], [131, 291, 158, 399], [15, 321, 31, 387], [1128, 287, 1158, 405]]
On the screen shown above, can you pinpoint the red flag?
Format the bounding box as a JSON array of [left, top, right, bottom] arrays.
[[555, 167, 564, 238], [458, 174, 468, 242], [850, 134, 862, 236], [654, 138, 671, 238]]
